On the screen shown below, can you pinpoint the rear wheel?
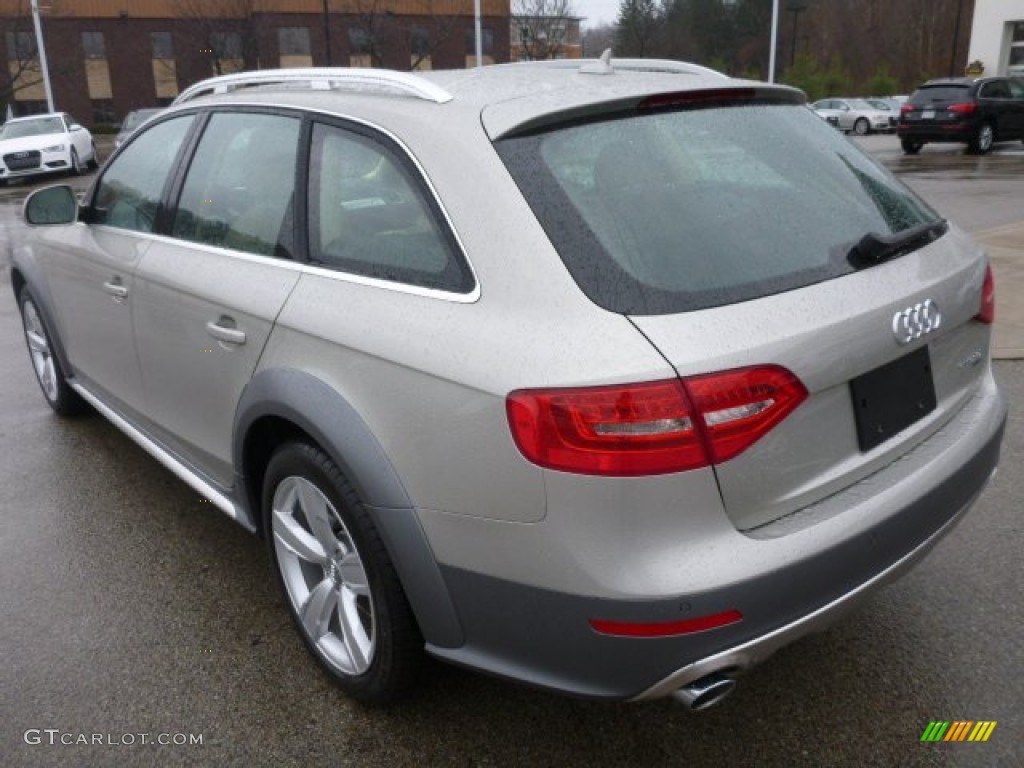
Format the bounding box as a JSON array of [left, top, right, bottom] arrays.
[[263, 441, 421, 703], [18, 288, 87, 416], [901, 139, 923, 155], [968, 122, 994, 154], [853, 118, 870, 136]]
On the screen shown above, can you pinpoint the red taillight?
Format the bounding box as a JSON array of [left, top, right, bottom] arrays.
[[948, 102, 977, 114], [900, 104, 915, 114], [976, 264, 995, 324], [589, 609, 743, 638], [506, 366, 807, 476]]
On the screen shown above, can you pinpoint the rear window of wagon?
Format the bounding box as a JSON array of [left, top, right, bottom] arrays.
[[496, 102, 940, 315]]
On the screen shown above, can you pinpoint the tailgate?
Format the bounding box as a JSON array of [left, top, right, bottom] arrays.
[[630, 228, 992, 531]]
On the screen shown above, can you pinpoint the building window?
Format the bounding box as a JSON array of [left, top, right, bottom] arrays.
[[82, 31, 112, 100], [410, 27, 431, 71], [211, 31, 245, 75], [6, 30, 45, 103], [279, 27, 312, 68], [465, 27, 495, 68], [348, 28, 374, 68], [1009, 21, 1024, 74], [151, 32, 178, 100]]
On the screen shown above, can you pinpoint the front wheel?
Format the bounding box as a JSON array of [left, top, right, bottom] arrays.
[[901, 139, 923, 155], [853, 118, 870, 136], [70, 147, 83, 175], [968, 123, 994, 154], [263, 441, 422, 703], [18, 288, 87, 416], [87, 141, 99, 170]]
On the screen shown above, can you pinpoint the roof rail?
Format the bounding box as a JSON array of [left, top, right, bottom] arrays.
[[173, 68, 453, 106], [515, 54, 726, 80]]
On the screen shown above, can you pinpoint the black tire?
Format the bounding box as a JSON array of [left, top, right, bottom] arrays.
[[18, 288, 88, 417], [853, 118, 870, 136], [70, 147, 83, 176], [262, 441, 421, 704], [901, 139, 923, 155], [968, 122, 994, 154], [87, 141, 99, 170]]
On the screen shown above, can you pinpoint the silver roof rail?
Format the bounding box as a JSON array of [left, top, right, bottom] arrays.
[[173, 68, 453, 106], [510, 54, 727, 79]]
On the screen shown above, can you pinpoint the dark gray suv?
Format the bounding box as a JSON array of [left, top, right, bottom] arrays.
[[898, 76, 1024, 154]]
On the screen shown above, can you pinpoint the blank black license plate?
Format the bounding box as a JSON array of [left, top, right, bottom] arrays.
[[850, 346, 936, 452]]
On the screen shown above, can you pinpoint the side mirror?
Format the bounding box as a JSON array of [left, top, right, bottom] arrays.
[[23, 185, 78, 226], [69, 124, 84, 132]]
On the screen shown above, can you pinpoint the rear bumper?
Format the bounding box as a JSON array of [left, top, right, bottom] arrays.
[[427, 377, 1006, 700], [897, 122, 974, 142]]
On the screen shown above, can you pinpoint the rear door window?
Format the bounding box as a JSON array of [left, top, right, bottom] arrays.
[[497, 102, 939, 315]]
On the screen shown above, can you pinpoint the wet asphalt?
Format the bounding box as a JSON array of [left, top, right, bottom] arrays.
[[1, 135, 1022, 767]]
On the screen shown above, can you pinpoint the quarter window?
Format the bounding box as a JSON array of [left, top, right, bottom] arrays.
[[91, 115, 195, 233], [172, 112, 301, 258], [308, 122, 472, 293]]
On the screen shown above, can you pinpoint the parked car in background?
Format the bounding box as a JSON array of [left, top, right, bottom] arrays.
[[0, 113, 98, 186], [866, 98, 900, 129], [114, 108, 163, 149], [812, 98, 895, 135], [12, 63, 1005, 709], [898, 77, 1024, 155]]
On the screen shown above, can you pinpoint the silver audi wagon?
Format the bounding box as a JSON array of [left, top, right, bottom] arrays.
[[12, 61, 1005, 708]]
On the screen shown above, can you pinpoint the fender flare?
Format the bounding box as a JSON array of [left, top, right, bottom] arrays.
[[233, 367, 464, 648]]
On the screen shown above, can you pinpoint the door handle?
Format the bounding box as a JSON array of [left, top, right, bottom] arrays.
[[102, 279, 128, 300], [205, 317, 247, 346]]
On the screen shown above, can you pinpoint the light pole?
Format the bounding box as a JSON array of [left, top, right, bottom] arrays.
[[30, 0, 55, 112], [474, 0, 483, 68], [768, 0, 780, 83]]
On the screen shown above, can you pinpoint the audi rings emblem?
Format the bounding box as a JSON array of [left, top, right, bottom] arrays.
[[892, 300, 941, 345]]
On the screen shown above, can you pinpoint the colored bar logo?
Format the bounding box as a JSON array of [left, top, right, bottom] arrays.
[[920, 721, 997, 742]]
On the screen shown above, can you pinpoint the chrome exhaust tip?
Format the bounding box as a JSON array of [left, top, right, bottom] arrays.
[[671, 673, 737, 711]]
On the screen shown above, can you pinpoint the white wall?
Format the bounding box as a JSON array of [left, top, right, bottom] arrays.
[[967, 0, 1024, 75]]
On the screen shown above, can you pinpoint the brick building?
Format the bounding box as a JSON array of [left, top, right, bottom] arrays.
[[1, 0, 511, 125]]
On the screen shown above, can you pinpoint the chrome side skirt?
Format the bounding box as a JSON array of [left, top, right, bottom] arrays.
[[68, 380, 240, 522]]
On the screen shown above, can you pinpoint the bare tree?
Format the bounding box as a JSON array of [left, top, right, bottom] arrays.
[[614, 0, 662, 58], [512, 0, 578, 61], [171, 0, 264, 75], [582, 22, 615, 58]]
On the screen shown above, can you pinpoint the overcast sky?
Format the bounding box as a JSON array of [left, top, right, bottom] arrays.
[[574, 0, 620, 27]]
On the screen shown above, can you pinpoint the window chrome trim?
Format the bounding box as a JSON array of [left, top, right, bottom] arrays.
[[89, 223, 481, 304], [94, 100, 480, 304]]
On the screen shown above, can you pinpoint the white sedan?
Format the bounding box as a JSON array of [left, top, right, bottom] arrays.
[[812, 98, 896, 135], [0, 113, 98, 186]]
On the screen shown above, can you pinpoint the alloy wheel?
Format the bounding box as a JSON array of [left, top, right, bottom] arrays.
[[22, 299, 59, 403], [272, 475, 376, 676]]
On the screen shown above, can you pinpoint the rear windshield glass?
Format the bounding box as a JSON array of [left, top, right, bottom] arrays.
[[497, 102, 940, 314], [910, 85, 971, 104]]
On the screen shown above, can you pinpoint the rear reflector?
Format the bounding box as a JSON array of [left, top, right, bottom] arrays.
[[507, 366, 807, 476], [900, 104, 915, 114], [976, 264, 995, 324], [590, 609, 743, 638]]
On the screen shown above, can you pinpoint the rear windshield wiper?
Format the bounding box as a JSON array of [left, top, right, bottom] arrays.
[[846, 219, 948, 269]]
